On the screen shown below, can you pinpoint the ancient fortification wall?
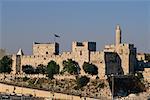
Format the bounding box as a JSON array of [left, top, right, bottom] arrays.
[[11, 25, 137, 79]]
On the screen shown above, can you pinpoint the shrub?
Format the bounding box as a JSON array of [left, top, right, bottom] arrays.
[[76, 75, 90, 88], [23, 76, 29, 81], [22, 65, 35, 74], [82, 62, 98, 75]]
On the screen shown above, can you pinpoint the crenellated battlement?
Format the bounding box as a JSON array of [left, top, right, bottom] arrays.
[[33, 42, 59, 56], [11, 25, 138, 78]]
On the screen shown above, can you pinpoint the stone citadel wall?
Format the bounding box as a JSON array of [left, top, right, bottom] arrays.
[[11, 25, 137, 79], [19, 42, 108, 78], [12, 46, 122, 79]]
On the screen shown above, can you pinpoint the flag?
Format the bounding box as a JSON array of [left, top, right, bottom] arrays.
[[54, 34, 60, 38]]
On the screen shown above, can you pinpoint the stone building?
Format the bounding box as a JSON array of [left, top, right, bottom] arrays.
[[11, 25, 137, 78], [137, 53, 150, 62], [136, 53, 150, 82], [104, 25, 137, 75]]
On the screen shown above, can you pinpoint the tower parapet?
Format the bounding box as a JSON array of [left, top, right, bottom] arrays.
[[72, 41, 96, 52], [33, 42, 59, 55]]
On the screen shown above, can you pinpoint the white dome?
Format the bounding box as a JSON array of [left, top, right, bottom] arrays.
[[17, 48, 24, 56]]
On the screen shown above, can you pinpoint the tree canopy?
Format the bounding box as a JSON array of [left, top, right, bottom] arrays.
[[0, 56, 12, 73], [22, 65, 35, 74], [82, 62, 98, 75], [62, 59, 80, 75], [46, 60, 60, 79], [35, 64, 46, 74]]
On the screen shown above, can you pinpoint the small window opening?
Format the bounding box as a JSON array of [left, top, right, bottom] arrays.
[[80, 51, 82, 55]]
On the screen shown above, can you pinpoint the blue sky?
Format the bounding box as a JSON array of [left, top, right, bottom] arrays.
[[1, 0, 150, 54]]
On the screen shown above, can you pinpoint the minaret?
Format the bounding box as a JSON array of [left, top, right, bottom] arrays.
[[16, 48, 24, 74], [115, 25, 121, 46]]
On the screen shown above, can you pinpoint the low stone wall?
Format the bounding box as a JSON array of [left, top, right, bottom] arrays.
[[0, 74, 99, 80], [0, 83, 101, 100], [54, 75, 76, 80], [0, 74, 46, 79]]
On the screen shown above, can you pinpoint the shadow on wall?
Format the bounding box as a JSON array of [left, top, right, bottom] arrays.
[[104, 52, 124, 76], [107, 75, 146, 97]]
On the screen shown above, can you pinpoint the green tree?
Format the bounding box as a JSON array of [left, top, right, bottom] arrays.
[[0, 56, 12, 73], [35, 64, 46, 74], [62, 59, 80, 75], [22, 65, 35, 74], [76, 75, 90, 88], [46, 60, 59, 79], [82, 62, 98, 75]]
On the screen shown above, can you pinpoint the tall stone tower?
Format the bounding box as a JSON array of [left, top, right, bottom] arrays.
[[12, 48, 24, 74], [115, 25, 121, 46]]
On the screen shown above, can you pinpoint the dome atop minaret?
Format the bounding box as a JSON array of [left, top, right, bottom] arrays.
[[115, 24, 122, 46], [17, 48, 24, 56], [116, 24, 121, 30]]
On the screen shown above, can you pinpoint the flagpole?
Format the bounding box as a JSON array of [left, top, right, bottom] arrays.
[[53, 33, 60, 43]]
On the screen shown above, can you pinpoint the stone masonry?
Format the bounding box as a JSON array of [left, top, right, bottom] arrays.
[[11, 25, 137, 79]]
